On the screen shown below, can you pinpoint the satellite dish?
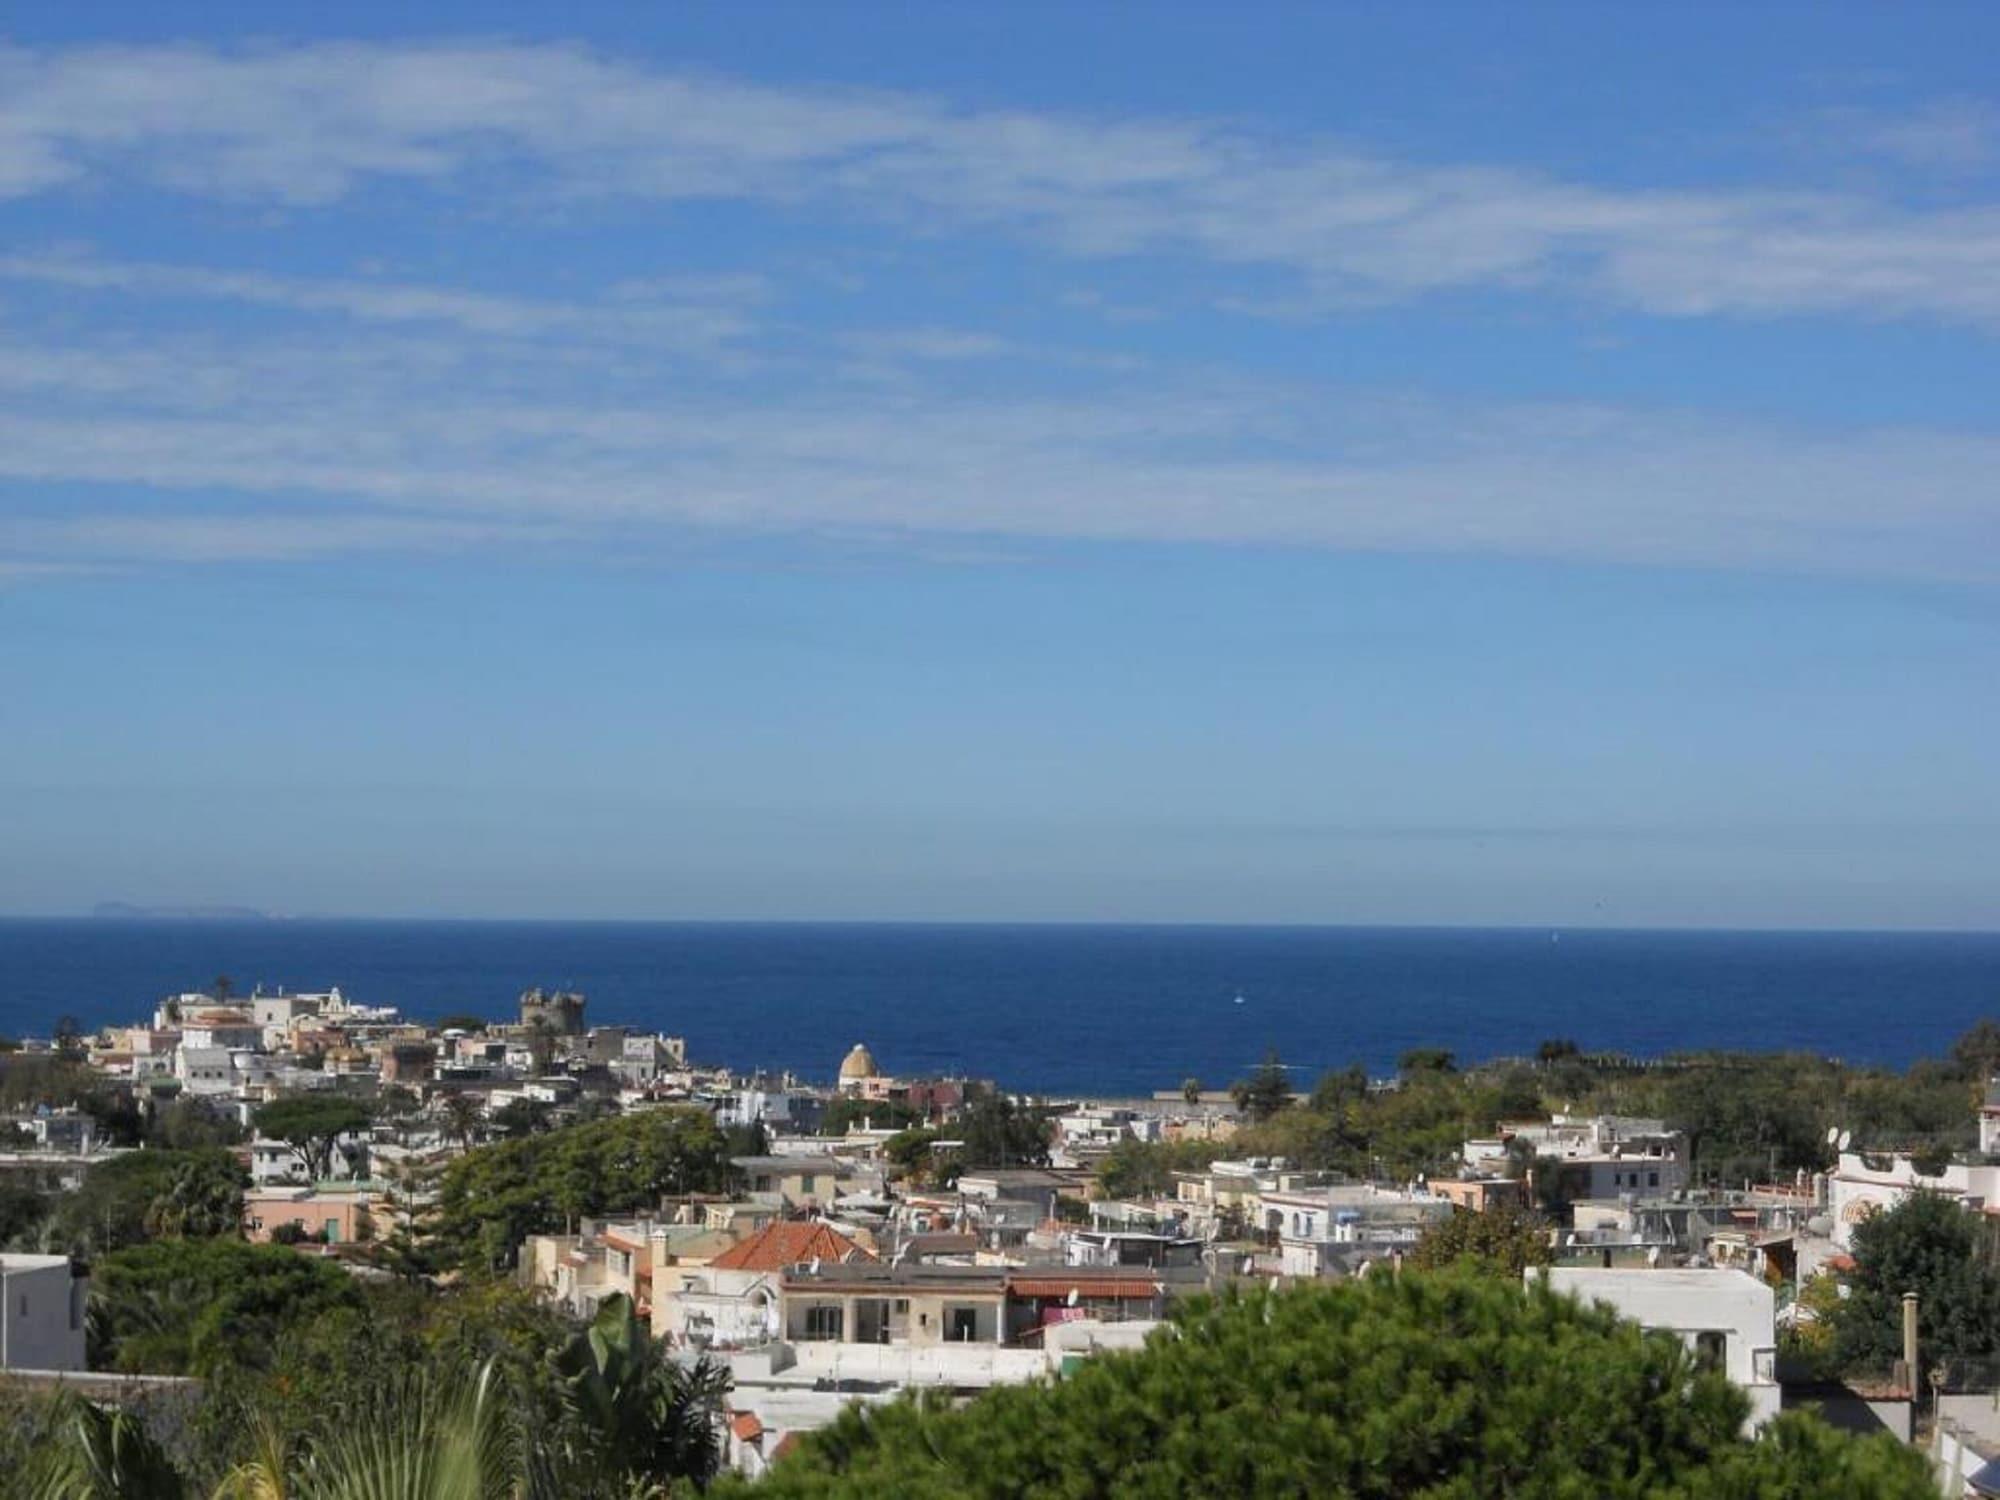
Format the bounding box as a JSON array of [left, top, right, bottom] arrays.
[[1825, 1127, 1839, 1146], [1837, 1130, 1852, 1152], [1066, 1287, 1079, 1307]]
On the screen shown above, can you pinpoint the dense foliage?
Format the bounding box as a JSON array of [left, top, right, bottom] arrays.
[[726, 1273, 1934, 1498], [1830, 1190, 2000, 1379], [434, 1105, 729, 1269], [4, 1147, 248, 1257], [252, 1094, 375, 1182], [90, 1237, 362, 1375], [1216, 1026, 1995, 1191], [955, 1092, 1052, 1169], [21, 1289, 730, 1499], [1407, 1202, 1554, 1278]]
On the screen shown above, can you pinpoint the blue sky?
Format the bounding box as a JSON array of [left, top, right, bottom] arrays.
[[1, 4, 1996, 925]]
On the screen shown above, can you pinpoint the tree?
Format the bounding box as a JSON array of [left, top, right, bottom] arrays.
[[548, 1293, 731, 1491], [718, 1274, 1935, 1499], [1408, 1202, 1553, 1278], [23, 1393, 187, 1500], [440, 1092, 486, 1151], [141, 1153, 246, 1240], [1832, 1190, 2000, 1378], [45, 1148, 244, 1256], [1398, 1046, 1457, 1075], [1229, 1051, 1293, 1123], [254, 1095, 374, 1182], [435, 1106, 729, 1271], [91, 1238, 362, 1376], [957, 1093, 1050, 1169], [1095, 1139, 1223, 1200], [50, 1017, 85, 1062], [820, 1094, 924, 1136], [1180, 1077, 1202, 1106], [1537, 1037, 1580, 1065], [1949, 1019, 2000, 1083], [491, 1099, 553, 1139]]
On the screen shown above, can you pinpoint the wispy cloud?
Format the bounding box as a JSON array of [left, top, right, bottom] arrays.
[[0, 250, 759, 351], [4, 41, 2000, 329], [0, 297, 1994, 580]]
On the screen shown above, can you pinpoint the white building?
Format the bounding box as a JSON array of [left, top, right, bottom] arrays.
[[1828, 1150, 2000, 1250], [1260, 1185, 1455, 1277], [0, 1255, 89, 1372], [1540, 1266, 1780, 1431], [1981, 1082, 2000, 1157], [1468, 1114, 1687, 1200]]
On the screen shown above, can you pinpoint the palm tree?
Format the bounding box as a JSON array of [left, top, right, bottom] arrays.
[[549, 1294, 730, 1492], [214, 1362, 518, 1500], [25, 1396, 186, 1499], [439, 1094, 484, 1153]]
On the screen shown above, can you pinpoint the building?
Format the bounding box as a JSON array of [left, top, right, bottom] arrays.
[[655, 1219, 874, 1348], [734, 1156, 857, 1212], [1981, 1081, 2000, 1157], [1259, 1185, 1455, 1277], [0, 1255, 89, 1371], [1538, 1266, 1780, 1431], [243, 1186, 376, 1245], [518, 988, 586, 1036], [1468, 1115, 1687, 1201], [1828, 1149, 2000, 1250], [837, 1043, 880, 1095]]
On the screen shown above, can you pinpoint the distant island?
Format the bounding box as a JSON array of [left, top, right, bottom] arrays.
[[91, 902, 275, 921]]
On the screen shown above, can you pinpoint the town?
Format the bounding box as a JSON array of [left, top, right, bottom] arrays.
[[0, 981, 1996, 1494]]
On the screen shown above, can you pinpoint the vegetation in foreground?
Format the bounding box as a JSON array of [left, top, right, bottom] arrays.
[[718, 1272, 1934, 1499]]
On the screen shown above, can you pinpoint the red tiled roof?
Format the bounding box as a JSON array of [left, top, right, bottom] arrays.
[[729, 1412, 764, 1442], [771, 1433, 802, 1461], [1007, 1276, 1162, 1301], [709, 1220, 875, 1273]]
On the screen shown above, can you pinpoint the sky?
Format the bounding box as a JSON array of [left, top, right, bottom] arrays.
[[1, 3, 1997, 927]]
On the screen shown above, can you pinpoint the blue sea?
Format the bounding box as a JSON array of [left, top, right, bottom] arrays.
[[0, 921, 1994, 1096]]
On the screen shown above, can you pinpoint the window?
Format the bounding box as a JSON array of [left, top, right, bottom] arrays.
[[1694, 1330, 1727, 1373], [948, 1306, 980, 1343], [1648, 1171, 1659, 1188], [803, 1304, 843, 1341]]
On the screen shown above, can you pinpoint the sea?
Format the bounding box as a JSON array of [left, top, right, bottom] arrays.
[[0, 920, 1994, 1097]]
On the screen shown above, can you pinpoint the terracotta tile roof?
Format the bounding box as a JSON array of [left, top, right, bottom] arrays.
[[771, 1433, 802, 1461], [1007, 1275, 1163, 1301], [729, 1411, 764, 1442], [709, 1220, 875, 1273]]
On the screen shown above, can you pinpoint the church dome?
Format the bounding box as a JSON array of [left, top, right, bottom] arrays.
[[839, 1043, 880, 1081]]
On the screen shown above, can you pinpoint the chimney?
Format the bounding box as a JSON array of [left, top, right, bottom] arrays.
[[1900, 1291, 1919, 1396]]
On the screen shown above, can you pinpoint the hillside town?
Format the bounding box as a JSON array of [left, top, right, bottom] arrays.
[[2, 982, 1999, 1492]]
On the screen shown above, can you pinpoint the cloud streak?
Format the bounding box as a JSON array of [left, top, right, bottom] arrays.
[[5, 40, 2000, 328], [0, 298, 1994, 580]]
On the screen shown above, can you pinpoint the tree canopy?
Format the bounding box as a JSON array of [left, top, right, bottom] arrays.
[[253, 1095, 375, 1182], [727, 1274, 1934, 1499], [1229, 1050, 1294, 1123], [1407, 1202, 1554, 1278], [1832, 1190, 2000, 1379], [91, 1237, 362, 1376], [434, 1105, 729, 1270]]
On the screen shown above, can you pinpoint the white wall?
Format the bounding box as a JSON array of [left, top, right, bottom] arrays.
[[0, 1257, 87, 1372], [1541, 1267, 1779, 1431]]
